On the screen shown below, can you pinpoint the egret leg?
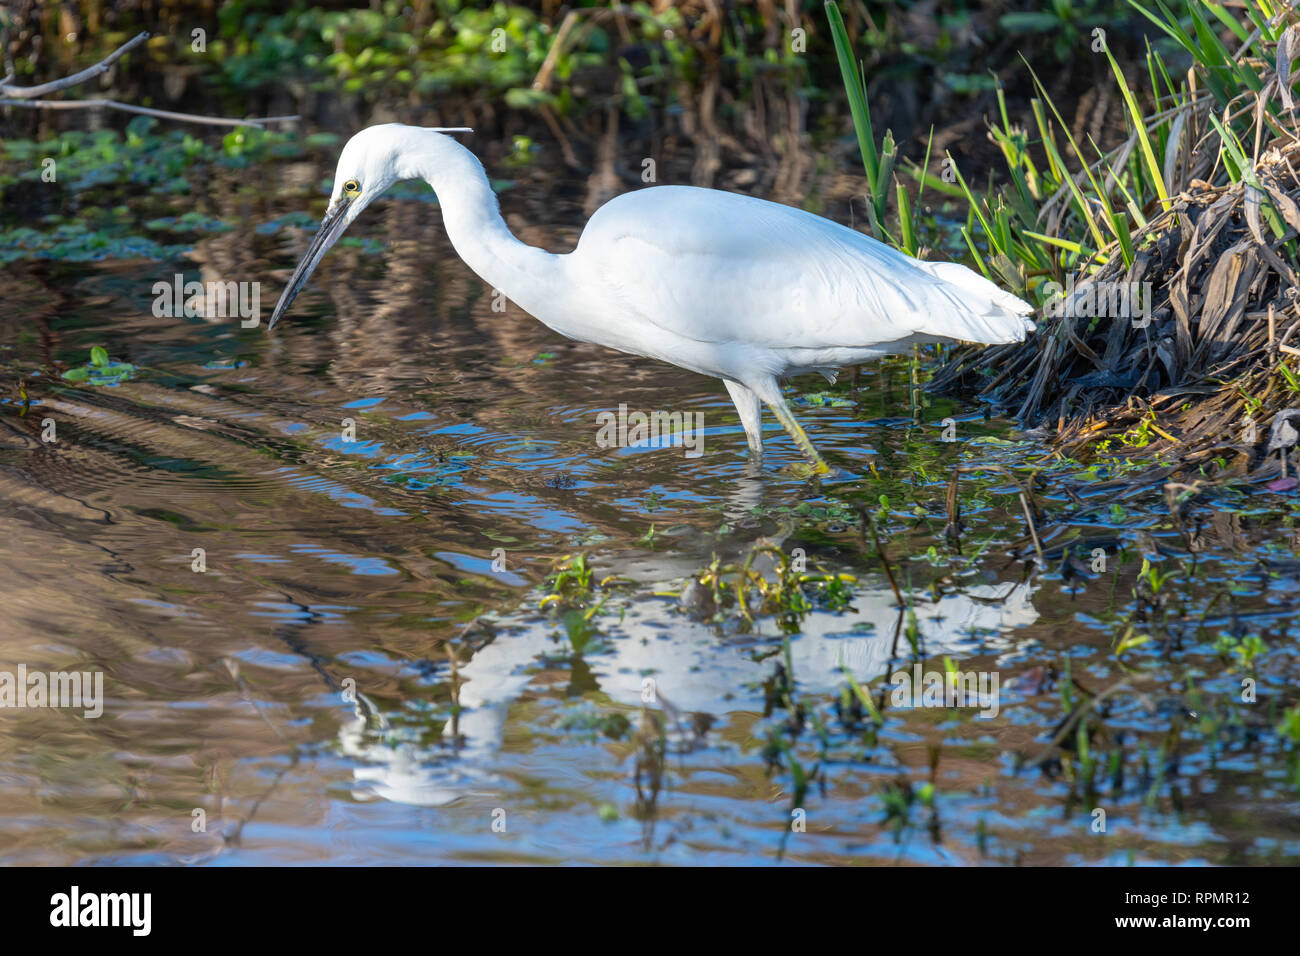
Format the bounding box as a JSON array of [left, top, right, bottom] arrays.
[[750, 378, 830, 475], [723, 379, 764, 463]]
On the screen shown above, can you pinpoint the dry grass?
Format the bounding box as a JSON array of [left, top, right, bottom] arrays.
[[928, 1, 1300, 483]]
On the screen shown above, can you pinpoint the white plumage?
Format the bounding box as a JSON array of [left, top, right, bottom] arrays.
[[270, 124, 1035, 471]]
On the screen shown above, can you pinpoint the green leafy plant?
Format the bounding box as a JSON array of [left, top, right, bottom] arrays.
[[62, 346, 135, 386]]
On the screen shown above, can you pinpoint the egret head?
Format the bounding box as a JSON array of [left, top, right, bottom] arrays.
[[268, 123, 472, 329]]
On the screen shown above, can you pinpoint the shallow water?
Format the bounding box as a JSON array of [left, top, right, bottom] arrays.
[[2, 153, 1299, 865]]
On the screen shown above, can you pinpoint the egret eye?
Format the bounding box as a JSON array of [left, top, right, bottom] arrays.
[[343, 179, 360, 194]]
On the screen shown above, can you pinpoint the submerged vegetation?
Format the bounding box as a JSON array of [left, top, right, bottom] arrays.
[[677, 544, 858, 630]]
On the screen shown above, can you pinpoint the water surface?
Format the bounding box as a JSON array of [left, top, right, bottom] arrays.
[[2, 153, 1298, 865]]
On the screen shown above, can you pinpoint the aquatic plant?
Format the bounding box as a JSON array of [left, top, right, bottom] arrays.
[[679, 543, 856, 632], [61, 345, 135, 385]]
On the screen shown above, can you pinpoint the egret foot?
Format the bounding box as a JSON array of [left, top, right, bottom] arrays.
[[785, 459, 830, 480], [773, 405, 830, 475], [751, 379, 830, 475]]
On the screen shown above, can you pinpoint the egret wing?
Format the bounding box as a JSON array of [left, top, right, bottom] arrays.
[[576, 186, 1032, 350]]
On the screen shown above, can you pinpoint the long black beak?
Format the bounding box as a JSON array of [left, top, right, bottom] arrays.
[[267, 195, 354, 330]]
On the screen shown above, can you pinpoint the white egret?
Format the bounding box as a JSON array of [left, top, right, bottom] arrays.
[[269, 124, 1035, 472]]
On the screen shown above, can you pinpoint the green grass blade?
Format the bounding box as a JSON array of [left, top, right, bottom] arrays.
[[825, 2, 879, 196], [1104, 45, 1170, 207]]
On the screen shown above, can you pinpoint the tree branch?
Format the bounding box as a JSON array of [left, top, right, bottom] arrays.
[[0, 29, 298, 128], [0, 30, 149, 99], [0, 97, 297, 129]]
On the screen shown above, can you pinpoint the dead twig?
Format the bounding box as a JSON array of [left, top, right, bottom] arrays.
[[0, 31, 149, 99], [0, 31, 298, 129], [0, 97, 297, 128], [1019, 491, 1046, 567]]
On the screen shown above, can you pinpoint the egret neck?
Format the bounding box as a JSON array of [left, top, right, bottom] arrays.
[[402, 131, 567, 330]]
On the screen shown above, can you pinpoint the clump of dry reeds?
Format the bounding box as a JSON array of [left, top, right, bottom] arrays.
[[923, 0, 1300, 481]]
